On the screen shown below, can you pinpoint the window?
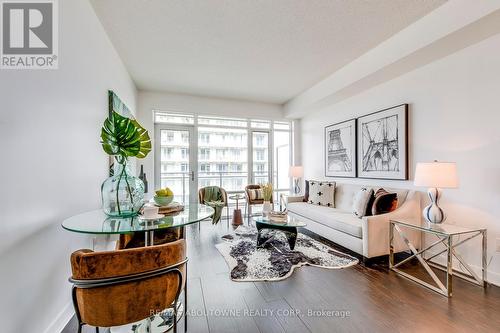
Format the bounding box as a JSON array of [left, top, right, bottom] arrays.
[[198, 116, 247, 127], [162, 147, 173, 159], [199, 148, 210, 160], [216, 163, 228, 172], [274, 121, 290, 130], [255, 149, 265, 161], [155, 112, 194, 124], [181, 148, 188, 159], [216, 149, 226, 160], [230, 164, 243, 172], [199, 133, 210, 143], [200, 163, 210, 172], [251, 120, 271, 129], [155, 112, 292, 197], [255, 163, 265, 172], [255, 134, 266, 146]]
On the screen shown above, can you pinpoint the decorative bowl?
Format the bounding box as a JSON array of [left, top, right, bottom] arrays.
[[154, 195, 174, 206]]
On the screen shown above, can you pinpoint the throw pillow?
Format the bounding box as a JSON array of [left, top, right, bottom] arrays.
[[303, 180, 310, 202], [248, 189, 263, 201], [308, 181, 335, 207], [352, 188, 374, 218], [371, 188, 398, 215]]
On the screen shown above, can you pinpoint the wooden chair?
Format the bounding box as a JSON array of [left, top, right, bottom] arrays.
[[69, 239, 187, 333], [198, 186, 230, 227], [244, 184, 273, 219]]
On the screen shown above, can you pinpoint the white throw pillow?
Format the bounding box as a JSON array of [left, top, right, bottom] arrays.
[[308, 181, 335, 207], [352, 188, 374, 218]]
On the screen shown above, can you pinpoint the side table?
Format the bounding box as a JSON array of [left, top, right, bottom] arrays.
[[229, 194, 245, 226], [390, 220, 487, 297]]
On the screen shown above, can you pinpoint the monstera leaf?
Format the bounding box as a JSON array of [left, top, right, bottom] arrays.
[[101, 111, 151, 160]]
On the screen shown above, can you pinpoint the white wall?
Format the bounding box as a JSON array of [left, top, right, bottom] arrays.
[[137, 90, 284, 191], [0, 1, 137, 332], [300, 32, 500, 285]]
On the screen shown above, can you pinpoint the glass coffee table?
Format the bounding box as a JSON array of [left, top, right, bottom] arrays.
[[254, 215, 307, 250]]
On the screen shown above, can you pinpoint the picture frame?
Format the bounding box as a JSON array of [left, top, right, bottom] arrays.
[[356, 104, 408, 180], [325, 119, 357, 178]]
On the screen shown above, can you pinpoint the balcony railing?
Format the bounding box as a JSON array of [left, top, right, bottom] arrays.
[[159, 171, 290, 210]]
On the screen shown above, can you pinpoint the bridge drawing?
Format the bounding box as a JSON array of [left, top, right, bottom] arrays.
[[327, 128, 352, 172], [361, 115, 399, 172]]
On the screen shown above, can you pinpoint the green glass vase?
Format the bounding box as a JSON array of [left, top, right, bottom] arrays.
[[101, 158, 144, 217]]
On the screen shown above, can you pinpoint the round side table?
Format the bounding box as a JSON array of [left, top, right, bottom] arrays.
[[229, 194, 245, 226]]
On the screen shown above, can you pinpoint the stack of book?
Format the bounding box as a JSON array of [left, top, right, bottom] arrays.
[[268, 211, 288, 223]]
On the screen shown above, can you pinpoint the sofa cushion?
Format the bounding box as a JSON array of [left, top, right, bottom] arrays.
[[307, 180, 335, 207], [352, 188, 374, 218], [287, 202, 362, 239], [334, 183, 409, 211], [371, 188, 398, 215], [248, 189, 263, 200]]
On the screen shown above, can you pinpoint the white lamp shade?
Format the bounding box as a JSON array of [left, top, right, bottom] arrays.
[[289, 166, 304, 178], [414, 162, 458, 188]]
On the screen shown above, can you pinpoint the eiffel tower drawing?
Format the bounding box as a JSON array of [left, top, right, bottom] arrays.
[[327, 129, 352, 172]]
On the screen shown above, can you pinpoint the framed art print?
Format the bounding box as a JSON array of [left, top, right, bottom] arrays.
[[325, 119, 357, 178], [357, 104, 408, 180]]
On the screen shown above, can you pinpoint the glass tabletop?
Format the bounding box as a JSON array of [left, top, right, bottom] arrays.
[[254, 215, 307, 227], [62, 204, 215, 235], [229, 194, 245, 200], [391, 220, 486, 236]]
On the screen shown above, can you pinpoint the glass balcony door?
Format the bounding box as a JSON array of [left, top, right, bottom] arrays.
[[251, 130, 271, 184], [154, 125, 198, 204], [197, 127, 248, 192]]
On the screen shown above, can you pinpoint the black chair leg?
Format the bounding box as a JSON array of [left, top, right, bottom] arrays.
[[95, 327, 99, 333], [184, 289, 188, 331], [77, 324, 82, 333], [173, 310, 178, 333]]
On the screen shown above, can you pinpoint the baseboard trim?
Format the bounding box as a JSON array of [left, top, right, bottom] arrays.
[[425, 251, 500, 287], [43, 302, 74, 333]]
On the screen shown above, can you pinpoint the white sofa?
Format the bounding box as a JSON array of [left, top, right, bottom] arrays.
[[286, 183, 421, 261]]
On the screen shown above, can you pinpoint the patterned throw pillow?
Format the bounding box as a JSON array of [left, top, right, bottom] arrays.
[[352, 188, 374, 218], [248, 189, 263, 201], [308, 181, 335, 207], [371, 188, 398, 215]]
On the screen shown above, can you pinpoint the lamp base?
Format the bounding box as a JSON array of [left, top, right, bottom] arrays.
[[293, 178, 301, 195], [423, 187, 445, 224]]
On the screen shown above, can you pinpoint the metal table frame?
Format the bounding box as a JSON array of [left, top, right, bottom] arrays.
[[389, 220, 487, 297]]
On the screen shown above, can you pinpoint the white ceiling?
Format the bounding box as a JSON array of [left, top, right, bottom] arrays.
[[91, 0, 446, 104]]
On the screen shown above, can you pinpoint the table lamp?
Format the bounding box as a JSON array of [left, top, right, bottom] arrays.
[[414, 161, 458, 224], [289, 166, 304, 195]]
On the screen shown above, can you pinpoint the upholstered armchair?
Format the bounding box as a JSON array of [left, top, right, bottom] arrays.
[[69, 239, 187, 333], [198, 186, 230, 226], [244, 184, 273, 218]]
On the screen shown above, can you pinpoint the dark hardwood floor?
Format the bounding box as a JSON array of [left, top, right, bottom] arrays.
[[63, 219, 500, 333]]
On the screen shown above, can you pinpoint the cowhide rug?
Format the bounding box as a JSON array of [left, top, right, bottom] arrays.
[[216, 226, 358, 282]]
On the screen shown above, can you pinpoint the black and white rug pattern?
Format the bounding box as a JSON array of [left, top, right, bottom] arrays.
[[216, 226, 358, 282]]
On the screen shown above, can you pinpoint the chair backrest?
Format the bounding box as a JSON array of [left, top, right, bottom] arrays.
[[198, 186, 228, 206], [245, 184, 273, 204], [70, 239, 186, 327]]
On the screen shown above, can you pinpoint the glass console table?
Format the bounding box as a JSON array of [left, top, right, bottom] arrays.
[[390, 220, 487, 297]]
